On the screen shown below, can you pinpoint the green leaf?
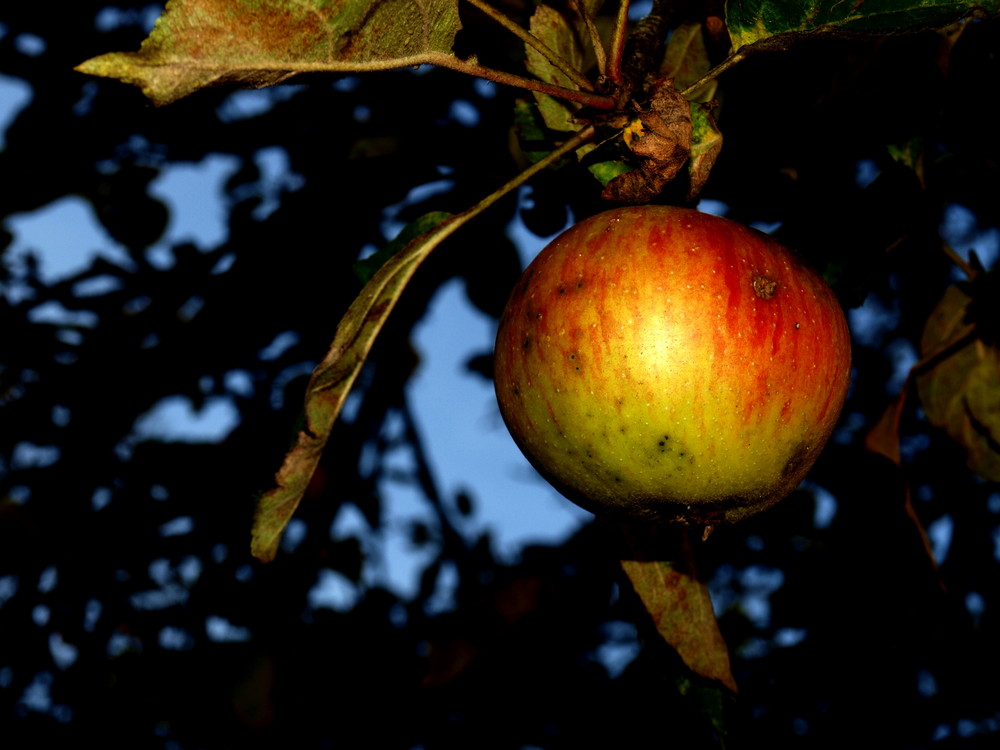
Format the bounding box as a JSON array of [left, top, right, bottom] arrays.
[[76, 0, 462, 105], [688, 103, 723, 200], [526, 4, 587, 132], [916, 282, 1000, 482], [726, 0, 999, 52]]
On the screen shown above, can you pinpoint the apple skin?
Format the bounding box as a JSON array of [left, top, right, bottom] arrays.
[[494, 205, 851, 525]]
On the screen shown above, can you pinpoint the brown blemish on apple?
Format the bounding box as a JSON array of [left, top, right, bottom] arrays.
[[753, 275, 778, 299], [781, 441, 811, 478]]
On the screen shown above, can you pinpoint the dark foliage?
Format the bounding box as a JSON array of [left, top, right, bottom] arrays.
[[1, 3, 998, 748]]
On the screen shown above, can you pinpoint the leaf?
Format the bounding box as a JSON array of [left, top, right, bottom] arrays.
[[726, 0, 999, 53], [601, 79, 692, 204], [76, 0, 462, 106], [865, 395, 905, 465], [526, 4, 587, 132], [251, 126, 595, 561], [660, 23, 717, 103], [620, 525, 737, 693], [581, 144, 633, 186], [251, 211, 454, 562], [687, 103, 722, 201], [887, 137, 927, 186], [353, 212, 451, 285], [916, 282, 1000, 482]]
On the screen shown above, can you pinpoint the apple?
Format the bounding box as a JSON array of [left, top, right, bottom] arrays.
[[494, 205, 851, 525]]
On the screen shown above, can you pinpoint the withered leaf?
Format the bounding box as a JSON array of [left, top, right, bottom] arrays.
[[601, 79, 692, 204]]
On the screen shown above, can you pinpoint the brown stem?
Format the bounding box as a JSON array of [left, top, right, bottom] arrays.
[[679, 49, 748, 99], [619, 0, 674, 95], [569, 0, 607, 78], [430, 53, 616, 109], [606, 0, 631, 86], [941, 241, 978, 279]]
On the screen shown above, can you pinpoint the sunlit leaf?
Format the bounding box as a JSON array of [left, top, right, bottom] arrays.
[[621, 555, 736, 692], [687, 103, 722, 200], [726, 0, 999, 52], [620, 526, 737, 693], [76, 0, 462, 105], [916, 282, 1000, 482]]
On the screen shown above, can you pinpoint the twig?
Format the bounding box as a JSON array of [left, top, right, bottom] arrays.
[[606, 0, 631, 86], [941, 241, 977, 280], [431, 53, 616, 109], [569, 0, 607, 78], [679, 49, 748, 99]]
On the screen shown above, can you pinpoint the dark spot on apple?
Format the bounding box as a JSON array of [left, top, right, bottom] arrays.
[[576, 280, 584, 289], [781, 442, 810, 478], [522, 336, 531, 351], [753, 275, 778, 299], [558, 285, 566, 294]]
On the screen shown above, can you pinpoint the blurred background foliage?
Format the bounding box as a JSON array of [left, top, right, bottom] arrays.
[[2, 1, 999, 748]]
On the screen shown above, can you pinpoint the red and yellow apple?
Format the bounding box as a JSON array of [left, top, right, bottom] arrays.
[[494, 205, 851, 525]]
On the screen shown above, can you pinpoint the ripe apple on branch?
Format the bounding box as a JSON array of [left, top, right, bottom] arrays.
[[494, 205, 852, 529]]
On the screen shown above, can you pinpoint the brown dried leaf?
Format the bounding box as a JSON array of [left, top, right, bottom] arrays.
[[601, 79, 692, 204]]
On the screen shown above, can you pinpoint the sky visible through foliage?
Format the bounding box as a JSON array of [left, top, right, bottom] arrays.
[[4, 1, 1000, 747]]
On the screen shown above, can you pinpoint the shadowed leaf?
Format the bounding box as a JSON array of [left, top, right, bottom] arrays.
[[661, 23, 717, 103], [726, 0, 999, 52], [917, 282, 1000, 482], [252, 127, 595, 561], [251, 211, 453, 562]]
